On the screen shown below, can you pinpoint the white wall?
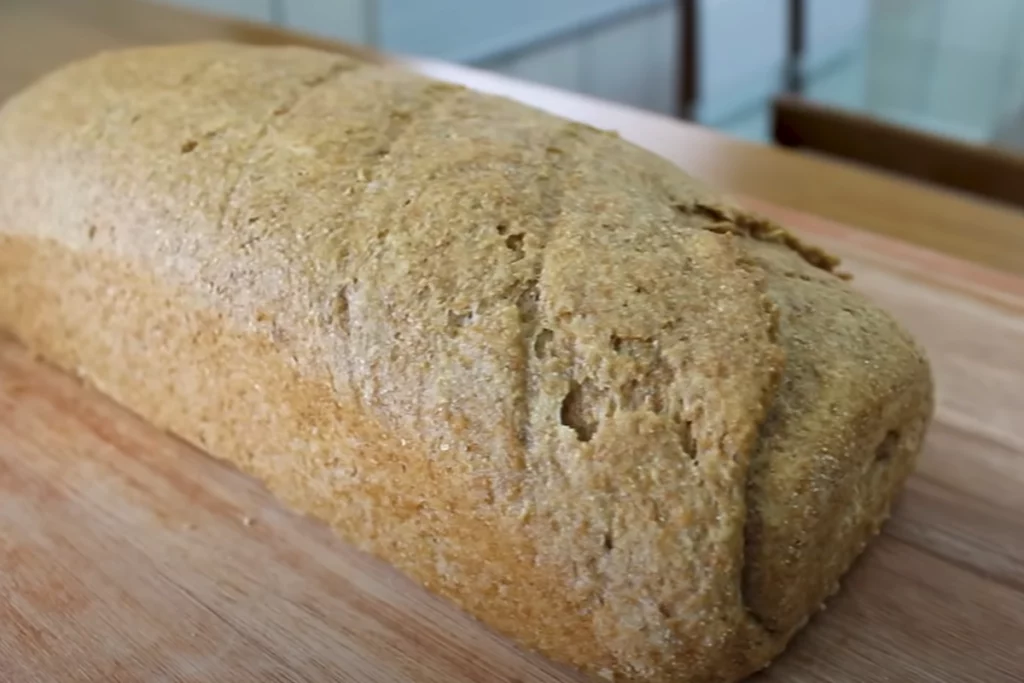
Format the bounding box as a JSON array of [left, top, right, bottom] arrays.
[[155, 0, 878, 143], [486, 2, 679, 116], [281, 0, 371, 44], [865, 0, 1024, 144]]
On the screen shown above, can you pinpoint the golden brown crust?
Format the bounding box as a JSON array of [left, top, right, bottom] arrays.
[[0, 43, 933, 683], [739, 240, 933, 635]]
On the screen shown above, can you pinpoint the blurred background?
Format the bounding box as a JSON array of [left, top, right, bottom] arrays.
[[155, 0, 1024, 151]]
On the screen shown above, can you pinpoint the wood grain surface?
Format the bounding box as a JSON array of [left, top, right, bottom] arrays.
[[2, 0, 1023, 276], [2, 201, 1023, 683]]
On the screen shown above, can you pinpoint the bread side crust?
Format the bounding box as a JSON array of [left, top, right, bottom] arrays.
[[0, 236, 620, 668]]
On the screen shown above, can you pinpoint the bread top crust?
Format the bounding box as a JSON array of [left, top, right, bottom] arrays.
[[0, 44, 932, 682]]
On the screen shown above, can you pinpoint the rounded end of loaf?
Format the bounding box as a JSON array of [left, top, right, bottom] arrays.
[[539, 250, 933, 683], [734, 234, 934, 642]]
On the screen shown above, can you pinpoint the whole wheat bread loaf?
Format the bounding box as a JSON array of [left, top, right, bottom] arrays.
[[0, 43, 933, 683]]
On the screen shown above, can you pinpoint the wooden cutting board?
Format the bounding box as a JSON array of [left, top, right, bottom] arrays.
[[1, 201, 1022, 683]]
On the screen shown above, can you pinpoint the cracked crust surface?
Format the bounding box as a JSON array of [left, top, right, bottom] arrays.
[[0, 44, 933, 683]]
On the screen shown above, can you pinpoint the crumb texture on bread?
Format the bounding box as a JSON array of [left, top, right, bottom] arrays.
[[0, 43, 933, 683]]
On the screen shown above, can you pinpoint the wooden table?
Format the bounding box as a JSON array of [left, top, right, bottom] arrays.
[[2, 0, 1023, 276], [2, 2, 1023, 682]]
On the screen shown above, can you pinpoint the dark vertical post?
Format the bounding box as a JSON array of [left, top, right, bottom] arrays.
[[678, 0, 699, 119], [786, 0, 806, 94]]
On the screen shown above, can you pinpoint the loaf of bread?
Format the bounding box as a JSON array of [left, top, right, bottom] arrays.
[[0, 43, 933, 683]]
